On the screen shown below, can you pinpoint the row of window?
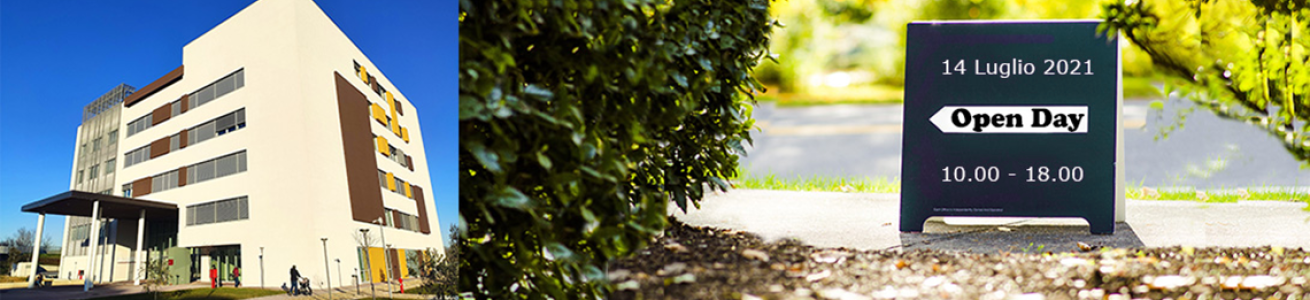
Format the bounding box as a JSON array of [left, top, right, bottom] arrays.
[[122, 150, 247, 197], [190, 69, 245, 110], [386, 208, 421, 233], [377, 169, 415, 199], [186, 196, 250, 226], [125, 69, 244, 138], [375, 135, 411, 170], [76, 158, 117, 184], [123, 108, 246, 168], [80, 130, 118, 158]]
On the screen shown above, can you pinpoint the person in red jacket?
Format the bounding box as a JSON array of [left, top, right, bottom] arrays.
[[233, 267, 241, 287]]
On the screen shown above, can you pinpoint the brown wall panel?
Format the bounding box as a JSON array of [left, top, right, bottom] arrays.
[[336, 72, 386, 223], [413, 185, 430, 234], [179, 129, 189, 148], [125, 65, 184, 107], [389, 249, 402, 280], [405, 155, 413, 171], [178, 166, 188, 186], [149, 137, 170, 158], [180, 94, 190, 113], [151, 104, 172, 125], [132, 177, 153, 197]]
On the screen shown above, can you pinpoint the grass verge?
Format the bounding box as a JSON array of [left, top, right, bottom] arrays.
[[0, 276, 26, 283], [756, 84, 903, 106], [733, 169, 899, 193], [734, 170, 1309, 206], [1123, 76, 1164, 99], [84, 287, 282, 300]]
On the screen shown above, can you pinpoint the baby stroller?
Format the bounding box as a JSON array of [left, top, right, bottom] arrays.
[[299, 277, 313, 295]]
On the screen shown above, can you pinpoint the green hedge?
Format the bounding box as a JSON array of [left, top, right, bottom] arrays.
[[458, 0, 774, 298]]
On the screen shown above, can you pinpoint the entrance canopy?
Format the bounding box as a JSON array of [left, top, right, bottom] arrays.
[[21, 191, 177, 219]]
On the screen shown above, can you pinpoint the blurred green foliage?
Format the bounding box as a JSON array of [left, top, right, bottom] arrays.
[[1101, 0, 1309, 164], [458, 0, 773, 298], [756, 0, 1158, 94]]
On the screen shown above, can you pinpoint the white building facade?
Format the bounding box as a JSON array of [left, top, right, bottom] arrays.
[[37, 0, 442, 289]]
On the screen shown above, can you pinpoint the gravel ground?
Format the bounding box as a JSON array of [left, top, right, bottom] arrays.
[[610, 219, 1310, 300]]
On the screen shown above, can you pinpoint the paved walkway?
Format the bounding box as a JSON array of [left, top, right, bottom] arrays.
[[672, 190, 1310, 253], [0, 278, 439, 300]]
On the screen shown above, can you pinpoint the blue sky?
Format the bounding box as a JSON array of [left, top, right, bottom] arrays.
[[0, 0, 458, 248]]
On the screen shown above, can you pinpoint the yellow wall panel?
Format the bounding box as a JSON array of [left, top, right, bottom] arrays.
[[390, 105, 401, 135], [370, 103, 388, 126], [359, 66, 369, 84], [376, 136, 390, 156], [385, 172, 396, 191], [367, 247, 386, 282], [404, 183, 412, 198], [401, 127, 409, 143]]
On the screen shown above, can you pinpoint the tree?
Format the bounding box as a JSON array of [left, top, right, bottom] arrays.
[[1, 228, 52, 275], [1101, 0, 1309, 164], [139, 256, 171, 300], [459, 0, 774, 298], [415, 226, 458, 297]]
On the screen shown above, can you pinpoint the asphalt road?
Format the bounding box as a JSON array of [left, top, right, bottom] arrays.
[[739, 99, 1309, 189]]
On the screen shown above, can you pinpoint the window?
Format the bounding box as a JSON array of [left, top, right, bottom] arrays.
[[151, 170, 179, 193], [190, 69, 244, 110], [186, 151, 247, 186], [92, 138, 102, 152], [105, 159, 115, 175], [88, 164, 99, 179], [187, 196, 249, 226], [170, 134, 180, 152], [107, 130, 118, 145], [127, 115, 153, 137], [77, 170, 84, 183], [378, 170, 387, 188], [81, 143, 88, 156], [124, 146, 151, 168], [122, 184, 132, 197], [171, 101, 181, 117]]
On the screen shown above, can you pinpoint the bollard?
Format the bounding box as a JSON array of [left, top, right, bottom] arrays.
[[400, 278, 404, 293]]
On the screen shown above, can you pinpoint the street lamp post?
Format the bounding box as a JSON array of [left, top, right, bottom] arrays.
[[387, 244, 394, 299], [335, 258, 342, 288], [376, 219, 391, 298], [259, 247, 264, 289], [361, 228, 374, 300], [321, 238, 332, 300]]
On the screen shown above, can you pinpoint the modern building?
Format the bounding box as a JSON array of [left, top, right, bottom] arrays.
[[21, 0, 442, 290]]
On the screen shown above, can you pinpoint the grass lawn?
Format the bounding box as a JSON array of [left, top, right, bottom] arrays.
[[84, 287, 282, 300], [0, 275, 27, 283], [1122, 76, 1164, 99], [733, 169, 1309, 205], [757, 84, 903, 106]]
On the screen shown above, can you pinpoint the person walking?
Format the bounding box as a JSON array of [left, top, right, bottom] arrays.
[[290, 265, 300, 296], [233, 267, 241, 288]]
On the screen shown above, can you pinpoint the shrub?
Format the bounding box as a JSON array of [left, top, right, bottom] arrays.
[[458, 0, 774, 298]]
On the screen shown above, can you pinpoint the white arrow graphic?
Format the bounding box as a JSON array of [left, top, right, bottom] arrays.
[[929, 106, 1089, 134]]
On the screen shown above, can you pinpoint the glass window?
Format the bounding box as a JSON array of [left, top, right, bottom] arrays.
[[152, 176, 164, 193], [186, 206, 195, 226], [77, 170, 84, 183], [108, 130, 118, 145], [215, 113, 235, 133], [235, 70, 245, 89], [171, 101, 181, 117], [197, 160, 215, 182], [238, 197, 249, 219], [196, 121, 216, 144], [105, 159, 115, 174], [216, 75, 235, 98], [197, 203, 214, 224], [123, 184, 132, 197], [237, 151, 247, 172], [235, 109, 245, 126], [196, 87, 214, 107], [216, 154, 237, 177], [187, 165, 196, 185], [93, 138, 102, 152], [170, 135, 180, 151], [88, 164, 99, 178]]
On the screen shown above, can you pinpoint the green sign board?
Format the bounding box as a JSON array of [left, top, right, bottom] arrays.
[[901, 21, 1120, 234]]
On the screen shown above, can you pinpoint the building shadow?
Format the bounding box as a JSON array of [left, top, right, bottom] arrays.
[[899, 219, 1144, 254]]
